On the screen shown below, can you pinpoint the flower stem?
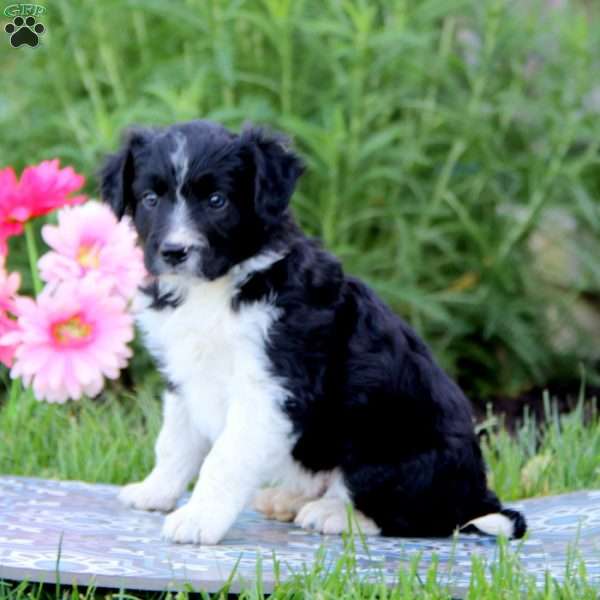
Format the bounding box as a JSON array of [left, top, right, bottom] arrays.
[[24, 221, 42, 295], [8, 376, 21, 403]]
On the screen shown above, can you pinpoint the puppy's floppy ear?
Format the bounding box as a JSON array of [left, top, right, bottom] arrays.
[[241, 126, 304, 223], [99, 128, 152, 219]]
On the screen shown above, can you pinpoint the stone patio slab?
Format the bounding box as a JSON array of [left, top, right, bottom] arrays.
[[0, 477, 599, 594]]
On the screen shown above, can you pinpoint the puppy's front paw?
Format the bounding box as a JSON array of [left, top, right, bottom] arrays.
[[162, 504, 223, 545], [295, 498, 380, 535], [118, 479, 178, 512]]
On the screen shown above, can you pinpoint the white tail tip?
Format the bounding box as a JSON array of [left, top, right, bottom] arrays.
[[461, 512, 514, 537]]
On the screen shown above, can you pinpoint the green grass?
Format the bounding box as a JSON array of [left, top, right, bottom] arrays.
[[482, 395, 600, 501], [1, 390, 599, 597], [2, 386, 599, 500], [2, 0, 600, 398], [0, 383, 160, 484]]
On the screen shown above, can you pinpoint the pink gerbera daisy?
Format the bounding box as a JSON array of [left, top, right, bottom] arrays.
[[16, 159, 85, 220], [0, 160, 85, 254], [8, 275, 134, 403], [0, 256, 22, 367], [39, 201, 146, 301]]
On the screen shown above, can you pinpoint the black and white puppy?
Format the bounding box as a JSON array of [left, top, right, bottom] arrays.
[[101, 120, 526, 544]]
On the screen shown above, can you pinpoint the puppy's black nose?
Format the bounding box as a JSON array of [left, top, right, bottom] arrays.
[[160, 242, 190, 266]]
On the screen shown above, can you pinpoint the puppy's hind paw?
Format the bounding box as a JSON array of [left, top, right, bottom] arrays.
[[118, 479, 179, 513], [254, 487, 312, 522], [295, 498, 380, 536]]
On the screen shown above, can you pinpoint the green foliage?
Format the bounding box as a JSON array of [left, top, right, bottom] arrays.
[[1, 0, 600, 397]]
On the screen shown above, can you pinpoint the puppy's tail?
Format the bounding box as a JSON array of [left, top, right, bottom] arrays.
[[460, 508, 527, 539]]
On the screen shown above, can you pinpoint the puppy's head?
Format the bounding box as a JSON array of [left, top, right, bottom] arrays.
[[100, 120, 303, 280]]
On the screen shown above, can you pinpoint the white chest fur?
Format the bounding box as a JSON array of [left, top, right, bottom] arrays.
[[135, 275, 282, 443], [125, 272, 347, 544]]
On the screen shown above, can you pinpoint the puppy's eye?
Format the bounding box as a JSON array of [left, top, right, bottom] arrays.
[[142, 191, 158, 208], [207, 193, 227, 210]]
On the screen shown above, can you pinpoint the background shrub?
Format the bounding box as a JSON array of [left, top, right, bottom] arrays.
[[1, 0, 599, 400]]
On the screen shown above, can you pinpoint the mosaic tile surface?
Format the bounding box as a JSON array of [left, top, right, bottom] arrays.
[[0, 476, 599, 593]]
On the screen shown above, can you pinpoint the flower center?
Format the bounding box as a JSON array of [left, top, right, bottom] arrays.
[[51, 314, 93, 346], [77, 244, 100, 269]]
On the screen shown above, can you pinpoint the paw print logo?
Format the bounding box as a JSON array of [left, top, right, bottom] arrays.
[[4, 15, 45, 48]]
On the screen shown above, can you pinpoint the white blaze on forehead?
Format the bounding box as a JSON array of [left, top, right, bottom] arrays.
[[165, 132, 204, 248], [170, 132, 189, 193]]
